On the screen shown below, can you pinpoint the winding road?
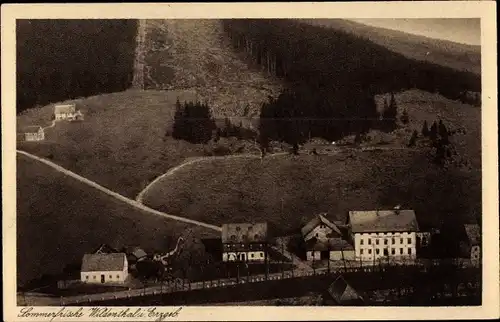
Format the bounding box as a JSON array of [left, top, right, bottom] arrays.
[[17, 150, 222, 232]]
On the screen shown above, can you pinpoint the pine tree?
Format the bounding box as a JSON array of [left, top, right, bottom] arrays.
[[172, 97, 185, 140], [408, 130, 418, 147], [422, 120, 430, 137], [438, 120, 449, 145], [400, 109, 409, 125], [430, 121, 438, 141]]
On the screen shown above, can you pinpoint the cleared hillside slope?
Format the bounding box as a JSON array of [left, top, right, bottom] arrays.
[[142, 19, 283, 123], [16, 154, 217, 288]]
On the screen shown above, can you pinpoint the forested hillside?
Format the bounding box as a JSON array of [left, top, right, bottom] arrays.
[[16, 20, 137, 113]]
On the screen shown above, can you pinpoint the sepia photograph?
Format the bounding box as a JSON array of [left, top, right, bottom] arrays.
[[2, 2, 498, 321]]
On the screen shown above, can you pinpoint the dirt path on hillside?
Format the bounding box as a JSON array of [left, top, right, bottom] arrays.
[[17, 150, 222, 232], [135, 152, 288, 204]]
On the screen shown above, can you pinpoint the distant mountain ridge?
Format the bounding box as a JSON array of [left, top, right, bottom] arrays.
[[300, 19, 481, 76]]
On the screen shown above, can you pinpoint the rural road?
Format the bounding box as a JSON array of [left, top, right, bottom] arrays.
[[42, 120, 56, 130], [17, 150, 222, 232], [136, 152, 287, 204]]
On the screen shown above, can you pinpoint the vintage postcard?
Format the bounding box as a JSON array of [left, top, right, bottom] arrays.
[[2, 1, 498, 321]]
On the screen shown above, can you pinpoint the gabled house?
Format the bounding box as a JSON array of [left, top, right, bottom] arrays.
[[301, 213, 349, 261], [81, 253, 128, 284], [347, 209, 420, 264], [125, 246, 148, 265], [301, 213, 344, 242], [18, 125, 45, 142], [221, 222, 268, 263], [326, 275, 364, 305], [54, 103, 84, 121], [460, 224, 481, 264]]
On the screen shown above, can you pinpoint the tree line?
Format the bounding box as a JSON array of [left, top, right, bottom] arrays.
[[17, 20, 137, 113]]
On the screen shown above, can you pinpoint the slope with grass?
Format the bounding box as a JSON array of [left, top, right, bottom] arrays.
[[17, 150, 218, 288], [141, 148, 481, 235], [17, 90, 211, 198]]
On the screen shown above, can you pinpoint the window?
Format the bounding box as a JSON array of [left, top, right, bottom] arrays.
[[316, 233, 319, 238], [368, 249, 372, 254], [368, 239, 372, 245], [251, 254, 254, 258], [400, 238, 404, 244], [360, 239, 364, 245], [109, 275, 112, 279], [408, 238, 412, 244], [360, 249, 364, 255], [376, 249, 380, 255], [408, 248, 412, 255], [86, 276, 89, 280], [400, 248, 403, 255], [376, 239, 379, 245], [392, 238, 395, 244], [117, 275, 120, 279], [384, 239, 388, 245], [391, 249, 396, 255], [93, 276, 96, 280], [260, 253, 264, 258], [383, 248, 389, 256]]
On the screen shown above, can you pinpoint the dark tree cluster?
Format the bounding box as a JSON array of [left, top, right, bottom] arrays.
[[215, 118, 258, 142], [421, 119, 455, 166], [221, 19, 481, 145], [258, 85, 379, 148], [17, 20, 138, 113], [172, 98, 216, 144]]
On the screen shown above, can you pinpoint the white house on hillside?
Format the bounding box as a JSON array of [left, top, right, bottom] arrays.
[[17, 125, 45, 142], [54, 103, 84, 121], [347, 209, 420, 264], [81, 253, 128, 284]]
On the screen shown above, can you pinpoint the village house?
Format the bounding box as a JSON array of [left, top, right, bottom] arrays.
[[221, 222, 268, 263], [81, 253, 128, 284], [347, 208, 420, 264], [54, 103, 84, 121], [460, 223, 481, 265], [301, 213, 352, 261], [17, 125, 45, 142]]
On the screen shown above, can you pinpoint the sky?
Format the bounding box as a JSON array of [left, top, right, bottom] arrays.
[[348, 18, 481, 46]]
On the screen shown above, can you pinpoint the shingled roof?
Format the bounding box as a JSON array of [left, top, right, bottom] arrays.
[[301, 213, 343, 237], [348, 209, 419, 233], [54, 103, 76, 114], [81, 253, 127, 272], [221, 223, 268, 243]]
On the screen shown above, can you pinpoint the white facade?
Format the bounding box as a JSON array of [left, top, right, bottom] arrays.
[[223, 251, 265, 262], [25, 130, 44, 141], [353, 231, 417, 264], [306, 250, 321, 261], [81, 269, 128, 284]]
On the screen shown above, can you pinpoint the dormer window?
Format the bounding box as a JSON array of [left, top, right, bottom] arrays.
[[236, 226, 241, 232]]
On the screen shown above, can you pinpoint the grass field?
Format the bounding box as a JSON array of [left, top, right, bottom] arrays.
[[17, 89, 214, 198], [16, 154, 218, 288], [141, 148, 480, 235]]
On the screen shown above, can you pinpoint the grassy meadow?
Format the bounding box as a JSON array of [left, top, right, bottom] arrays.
[[16, 154, 218, 288], [141, 148, 481, 235], [17, 89, 213, 198]]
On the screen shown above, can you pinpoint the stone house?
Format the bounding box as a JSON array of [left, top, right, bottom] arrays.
[[460, 224, 481, 265], [81, 253, 128, 284], [54, 103, 84, 121], [221, 222, 268, 263]]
